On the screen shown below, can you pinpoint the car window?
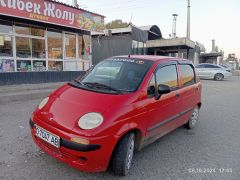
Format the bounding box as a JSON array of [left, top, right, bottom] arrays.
[[195, 64, 205, 68], [205, 64, 220, 68], [94, 61, 122, 79], [148, 75, 156, 87], [156, 65, 178, 90], [75, 58, 153, 93], [147, 75, 156, 96], [180, 64, 195, 86]]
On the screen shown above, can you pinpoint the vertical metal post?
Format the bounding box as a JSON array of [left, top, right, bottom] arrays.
[[154, 49, 157, 56], [45, 28, 48, 71], [172, 14, 178, 38], [13, 24, 17, 72], [62, 31, 65, 71], [178, 47, 181, 58], [186, 0, 190, 39]]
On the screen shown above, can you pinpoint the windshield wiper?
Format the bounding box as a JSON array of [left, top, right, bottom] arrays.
[[83, 82, 123, 94]]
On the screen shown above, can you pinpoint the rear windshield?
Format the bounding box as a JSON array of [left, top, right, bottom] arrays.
[[73, 58, 153, 94]]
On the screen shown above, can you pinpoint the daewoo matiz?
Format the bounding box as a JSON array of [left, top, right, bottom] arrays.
[[30, 55, 202, 176]]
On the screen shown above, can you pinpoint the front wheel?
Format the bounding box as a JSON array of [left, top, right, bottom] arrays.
[[214, 73, 224, 81], [185, 107, 199, 129], [111, 133, 135, 176]]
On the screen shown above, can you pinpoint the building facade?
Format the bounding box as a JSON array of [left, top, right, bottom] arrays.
[[0, 0, 104, 73]]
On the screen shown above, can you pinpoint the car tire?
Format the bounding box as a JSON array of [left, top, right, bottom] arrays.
[[185, 107, 199, 129], [214, 73, 224, 81], [111, 133, 135, 176]]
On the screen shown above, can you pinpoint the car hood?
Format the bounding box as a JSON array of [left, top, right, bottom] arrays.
[[39, 84, 133, 133]]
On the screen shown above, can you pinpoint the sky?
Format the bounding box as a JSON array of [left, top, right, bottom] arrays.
[[61, 0, 240, 58]]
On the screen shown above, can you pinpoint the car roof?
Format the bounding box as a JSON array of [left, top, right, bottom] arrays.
[[114, 55, 191, 63]]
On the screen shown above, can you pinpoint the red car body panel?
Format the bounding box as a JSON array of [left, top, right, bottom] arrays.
[[30, 55, 202, 172]]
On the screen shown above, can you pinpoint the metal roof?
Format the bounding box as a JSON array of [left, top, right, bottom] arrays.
[[49, 0, 105, 17]]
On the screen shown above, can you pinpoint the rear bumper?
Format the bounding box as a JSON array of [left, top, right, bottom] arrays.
[[29, 119, 118, 172]]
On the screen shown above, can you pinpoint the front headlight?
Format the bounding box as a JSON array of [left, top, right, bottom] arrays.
[[78, 113, 104, 130], [38, 97, 49, 110]]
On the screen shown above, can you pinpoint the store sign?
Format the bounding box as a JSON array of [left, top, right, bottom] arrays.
[[0, 0, 105, 32]]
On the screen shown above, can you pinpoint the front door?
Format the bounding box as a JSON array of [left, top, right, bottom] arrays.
[[145, 63, 182, 141]]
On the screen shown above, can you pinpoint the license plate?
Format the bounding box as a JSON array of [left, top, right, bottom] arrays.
[[35, 126, 60, 148]]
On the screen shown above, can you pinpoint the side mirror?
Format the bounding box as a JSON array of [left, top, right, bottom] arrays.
[[156, 84, 171, 100]]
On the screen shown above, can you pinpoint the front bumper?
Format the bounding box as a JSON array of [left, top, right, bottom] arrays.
[[224, 72, 232, 78], [29, 119, 118, 172]]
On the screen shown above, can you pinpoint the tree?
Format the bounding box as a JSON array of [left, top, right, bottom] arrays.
[[105, 19, 128, 29]]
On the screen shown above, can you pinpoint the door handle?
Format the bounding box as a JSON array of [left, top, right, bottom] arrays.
[[176, 92, 180, 98]]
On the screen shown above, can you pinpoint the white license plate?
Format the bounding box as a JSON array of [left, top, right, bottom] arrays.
[[35, 126, 60, 148]]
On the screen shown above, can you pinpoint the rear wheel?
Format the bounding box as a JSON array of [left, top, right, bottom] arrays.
[[185, 107, 199, 129], [111, 133, 135, 176], [214, 73, 224, 81]]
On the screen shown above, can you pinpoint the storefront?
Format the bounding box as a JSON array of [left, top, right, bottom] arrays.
[[0, 0, 104, 73]]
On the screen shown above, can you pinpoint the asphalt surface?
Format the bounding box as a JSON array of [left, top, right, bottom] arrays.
[[1, 77, 240, 180]]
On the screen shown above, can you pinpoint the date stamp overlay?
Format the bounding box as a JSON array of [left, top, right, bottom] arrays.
[[188, 167, 233, 174]]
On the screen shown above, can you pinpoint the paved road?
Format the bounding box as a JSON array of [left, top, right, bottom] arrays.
[[1, 77, 240, 180]]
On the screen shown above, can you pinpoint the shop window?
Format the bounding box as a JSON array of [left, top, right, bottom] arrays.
[[32, 39, 45, 58], [17, 60, 31, 72], [15, 24, 31, 35], [0, 20, 13, 34], [0, 35, 12, 57], [78, 35, 83, 59], [65, 33, 76, 58], [16, 37, 31, 58], [31, 27, 45, 37], [33, 60, 46, 71], [48, 61, 63, 71], [83, 61, 90, 70], [64, 61, 77, 71], [0, 59, 14, 72], [48, 30, 63, 59], [79, 61, 84, 71], [82, 35, 90, 60], [16, 23, 45, 37]]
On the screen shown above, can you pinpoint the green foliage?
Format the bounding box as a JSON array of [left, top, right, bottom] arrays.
[[105, 19, 128, 29]]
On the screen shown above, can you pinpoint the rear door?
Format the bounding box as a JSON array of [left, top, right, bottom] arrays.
[[178, 63, 199, 123]]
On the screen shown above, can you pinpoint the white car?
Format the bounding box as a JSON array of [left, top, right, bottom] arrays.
[[195, 63, 232, 81]]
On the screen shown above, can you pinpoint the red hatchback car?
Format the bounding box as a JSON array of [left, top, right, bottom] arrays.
[[30, 55, 202, 176]]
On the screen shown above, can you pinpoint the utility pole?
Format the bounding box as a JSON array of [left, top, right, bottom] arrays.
[[186, 0, 190, 39], [172, 14, 178, 38]]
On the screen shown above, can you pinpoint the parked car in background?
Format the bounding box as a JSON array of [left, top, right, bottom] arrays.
[[195, 63, 232, 81], [30, 55, 202, 176]]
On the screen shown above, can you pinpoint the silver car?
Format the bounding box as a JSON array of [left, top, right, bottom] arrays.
[[195, 63, 232, 81]]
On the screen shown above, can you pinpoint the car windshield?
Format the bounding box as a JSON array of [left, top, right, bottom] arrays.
[[72, 58, 153, 94]]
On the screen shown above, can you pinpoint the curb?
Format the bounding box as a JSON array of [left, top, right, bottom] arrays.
[[0, 89, 54, 103]]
